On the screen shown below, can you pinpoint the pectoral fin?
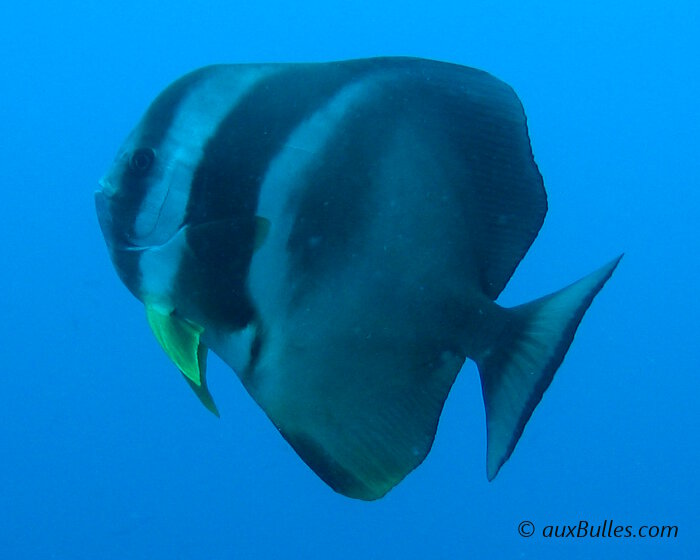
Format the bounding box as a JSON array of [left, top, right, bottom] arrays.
[[145, 305, 219, 416]]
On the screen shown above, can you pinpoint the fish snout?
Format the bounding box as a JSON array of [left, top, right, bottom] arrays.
[[94, 189, 116, 248]]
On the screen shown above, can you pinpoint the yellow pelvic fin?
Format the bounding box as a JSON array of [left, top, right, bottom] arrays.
[[146, 305, 205, 386], [145, 305, 219, 416]]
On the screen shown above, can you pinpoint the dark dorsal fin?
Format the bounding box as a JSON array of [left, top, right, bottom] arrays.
[[396, 58, 548, 299]]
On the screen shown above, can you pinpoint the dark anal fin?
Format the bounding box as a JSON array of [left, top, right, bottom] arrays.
[[477, 255, 622, 480]]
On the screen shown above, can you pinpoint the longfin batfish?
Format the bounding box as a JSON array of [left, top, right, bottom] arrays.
[[95, 57, 620, 500]]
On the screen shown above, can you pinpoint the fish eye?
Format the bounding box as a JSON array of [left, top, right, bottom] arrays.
[[129, 148, 155, 174]]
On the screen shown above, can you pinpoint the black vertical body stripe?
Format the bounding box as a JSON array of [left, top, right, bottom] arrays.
[[180, 63, 373, 330], [184, 63, 370, 226]]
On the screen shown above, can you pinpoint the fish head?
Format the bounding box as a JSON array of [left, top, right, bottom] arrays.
[[96, 124, 195, 243], [94, 109, 202, 304]]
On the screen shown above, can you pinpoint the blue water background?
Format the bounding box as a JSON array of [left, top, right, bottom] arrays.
[[1, 1, 697, 558]]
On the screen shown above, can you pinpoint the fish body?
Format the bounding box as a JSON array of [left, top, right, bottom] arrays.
[[95, 57, 620, 500]]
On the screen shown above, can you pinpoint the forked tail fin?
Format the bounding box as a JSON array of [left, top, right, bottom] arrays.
[[477, 256, 622, 480]]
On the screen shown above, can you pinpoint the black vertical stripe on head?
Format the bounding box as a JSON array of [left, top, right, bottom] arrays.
[[138, 65, 222, 148], [108, 66, 220, 248], [181, 63, 369, 330]]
